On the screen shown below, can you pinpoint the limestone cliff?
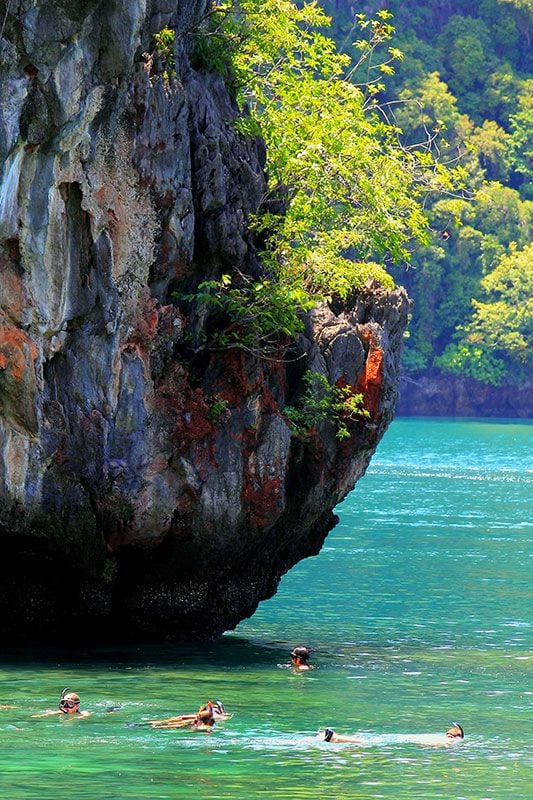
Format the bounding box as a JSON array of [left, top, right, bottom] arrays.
[[0, 0, 409, 641]]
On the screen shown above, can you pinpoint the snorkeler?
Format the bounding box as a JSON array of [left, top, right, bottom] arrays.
[[32, 688, 93, 718], [291, 646, 313, 670], [321, 723, 464, 747], [148, 700, 229, 730]]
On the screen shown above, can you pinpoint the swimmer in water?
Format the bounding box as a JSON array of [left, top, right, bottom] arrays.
[[32, 688, 93, 718], [320, 723, 464, 747], [291, 646, 313, 670], [149, 700, 229, 730]]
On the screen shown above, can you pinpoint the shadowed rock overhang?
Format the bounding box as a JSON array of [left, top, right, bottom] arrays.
[[0, 0, 409, 642]]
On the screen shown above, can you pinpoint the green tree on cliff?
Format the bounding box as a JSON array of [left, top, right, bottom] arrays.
[[185, 1, 461, 354], [230, 1, 435, 293]]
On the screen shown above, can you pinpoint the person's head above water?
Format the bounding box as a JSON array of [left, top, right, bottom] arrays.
[[445, 723, 464, 739], [195, 707, 215, 726], [291, 646, 311, 664], [59, 688, 81, 714]]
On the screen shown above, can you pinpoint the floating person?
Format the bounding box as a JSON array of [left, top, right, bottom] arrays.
[[148, 700, 229, 730], [32, 688, 93, 718], [149, 705, 214, 731], [291, 646, 313, 670], [320, 723, 464, 747]]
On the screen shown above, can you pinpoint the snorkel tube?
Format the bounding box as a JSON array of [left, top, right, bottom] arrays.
[[59, 687, 70, 713]]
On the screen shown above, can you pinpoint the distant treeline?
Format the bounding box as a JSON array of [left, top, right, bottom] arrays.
[[324, 0, 532, 386]]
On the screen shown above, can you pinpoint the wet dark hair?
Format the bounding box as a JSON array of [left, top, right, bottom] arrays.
[[291, 646, 311, 661], [196, 709, 215, 725]]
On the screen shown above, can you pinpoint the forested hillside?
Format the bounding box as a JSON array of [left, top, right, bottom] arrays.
[[323, 0, 532, 392]]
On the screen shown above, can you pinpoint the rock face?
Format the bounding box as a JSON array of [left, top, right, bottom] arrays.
[[396, 370, 532, 418], [0, 0, 409, 641]]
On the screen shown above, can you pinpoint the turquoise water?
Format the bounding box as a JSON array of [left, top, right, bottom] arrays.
[[1, 419, 531, 799]]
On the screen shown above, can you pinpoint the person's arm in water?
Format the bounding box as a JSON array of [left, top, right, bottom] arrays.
[[320, 729, 363, 744], [31, 709, 62, 717], [149, 716, 197, 729], [150, 717, 214, 730], [148, 713, 195, 726], [32, 708, 92, 717]]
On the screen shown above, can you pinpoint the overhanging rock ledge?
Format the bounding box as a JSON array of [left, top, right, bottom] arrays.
[[0, 0, 409, 641]]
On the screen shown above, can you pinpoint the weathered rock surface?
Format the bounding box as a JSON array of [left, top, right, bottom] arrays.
[[0, 0, 409, 641]]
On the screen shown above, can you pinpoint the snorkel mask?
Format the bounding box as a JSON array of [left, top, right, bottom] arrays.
[[59, 687, 80, 713]]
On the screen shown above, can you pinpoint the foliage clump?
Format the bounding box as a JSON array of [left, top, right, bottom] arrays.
[[152, 27, 176, 81], [181, 1, 459, 357], [435, 243, 533, 385], [208, 394, 231, 423], [179, 273, 313, 356], [226, 1, 444, 291], [284, 371, 370, 440]]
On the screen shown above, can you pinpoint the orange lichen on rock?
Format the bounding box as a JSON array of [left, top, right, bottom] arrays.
[[355, 330, 384, 419], [0, 326, 38, 380], [0, 325, 39, 432]]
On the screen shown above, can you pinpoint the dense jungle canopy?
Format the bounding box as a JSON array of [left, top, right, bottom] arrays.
[[321, 0, 532, 387]]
